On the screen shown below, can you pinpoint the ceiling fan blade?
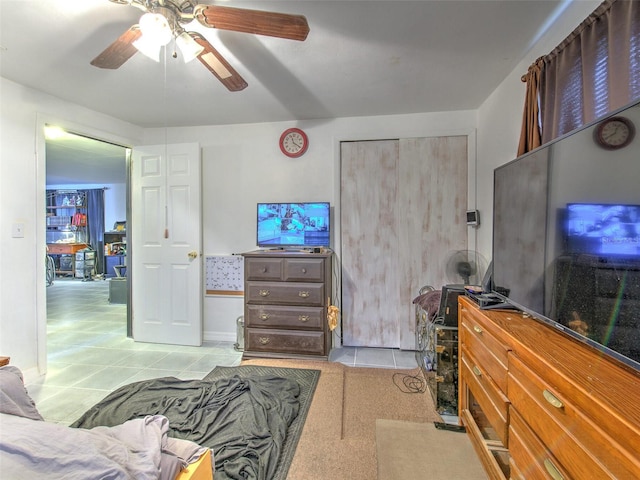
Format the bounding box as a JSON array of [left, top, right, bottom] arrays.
[[195, 5, 309, 41], [191, 33, 248, 91], [91, 26, 141, 69]]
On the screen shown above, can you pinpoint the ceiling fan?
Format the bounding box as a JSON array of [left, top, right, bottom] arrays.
[[91, 0, 310, 91]]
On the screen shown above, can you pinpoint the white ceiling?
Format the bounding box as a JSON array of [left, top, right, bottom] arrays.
[[45, 132, 129, 185], [1, 0, 565, 184]]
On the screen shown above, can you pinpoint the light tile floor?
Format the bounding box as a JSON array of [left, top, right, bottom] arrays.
[[28, 277, 418, 425]]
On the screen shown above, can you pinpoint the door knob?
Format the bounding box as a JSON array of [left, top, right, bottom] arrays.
[[188, 251, 198, 260]]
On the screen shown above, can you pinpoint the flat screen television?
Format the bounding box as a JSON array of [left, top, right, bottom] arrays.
[[257, 202, 330, 248], [492, 99, 640, 371]]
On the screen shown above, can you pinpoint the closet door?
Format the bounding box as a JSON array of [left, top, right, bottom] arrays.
[[341, 140, 400, 347], [341, 136, 467, 349]]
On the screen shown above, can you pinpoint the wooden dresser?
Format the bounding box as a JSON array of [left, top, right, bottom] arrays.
[[458, 295, 640, 480], [242, 250, 333, 360]]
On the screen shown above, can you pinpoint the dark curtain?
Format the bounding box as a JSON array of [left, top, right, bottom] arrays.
[[518, 0, 640, 152], [541, 0, 640, 143], [517, 57, 544, 156], [82, 189, 105, 274]]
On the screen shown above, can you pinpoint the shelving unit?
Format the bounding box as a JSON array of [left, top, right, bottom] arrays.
[[46, 190, 88, 277]]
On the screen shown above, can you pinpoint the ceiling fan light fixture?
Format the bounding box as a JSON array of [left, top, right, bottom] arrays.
[[133, 34, 161, 62], [138, 12, 172, 46], [176, 32, 204, 63]]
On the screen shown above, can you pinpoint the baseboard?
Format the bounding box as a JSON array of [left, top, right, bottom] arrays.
[[21, 366, 43, 385], [203, 330, 236, 343]]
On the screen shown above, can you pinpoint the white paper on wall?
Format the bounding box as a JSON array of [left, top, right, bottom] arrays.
[[205, 255, 244, 295]]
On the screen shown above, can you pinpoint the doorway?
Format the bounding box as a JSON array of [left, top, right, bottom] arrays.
[[45, 126, 130, 353]]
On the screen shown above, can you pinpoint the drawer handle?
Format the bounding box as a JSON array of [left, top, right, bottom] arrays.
[[543, 389, 564, 409], [473, 325, 483, 334], [298, 315, 310, 322], [259, 313, 270, 321], [258, 337, 270, 345], [261, 267, 267, 273], [298, 291, 310, 298], [543, 459, 564, 480], [301, 268, 307, 274], [259, 289, 270, 297], [472, 365, 482, 377]]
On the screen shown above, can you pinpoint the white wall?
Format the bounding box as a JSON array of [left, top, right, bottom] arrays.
[[0, 0, 605, 374], [142, 111, 477, 342], [475, 0, 602, 261], [0, 77, 142, 377]]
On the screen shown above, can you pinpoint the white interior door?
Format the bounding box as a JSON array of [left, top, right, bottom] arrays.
[[131, 143, 202, 346]]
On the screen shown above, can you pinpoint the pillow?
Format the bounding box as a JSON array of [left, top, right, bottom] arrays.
[[413, 290, 442, 319], [0, 365, 44, 421]]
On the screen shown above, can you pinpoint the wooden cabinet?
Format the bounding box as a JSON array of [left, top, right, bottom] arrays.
[[458, 295, 640, 480], [242, 250, 333, 359]]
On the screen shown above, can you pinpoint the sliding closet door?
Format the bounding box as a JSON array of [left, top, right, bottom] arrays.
[[398, 137, 468, 348], [341, 140, 400, 347], [341, 136, 467, 349]]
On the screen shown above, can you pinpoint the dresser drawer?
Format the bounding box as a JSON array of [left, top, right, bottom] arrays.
[[245, 257, 283, 281], [461, 346, 509, 446], [245, 281, 325, 306], [509, 408, 569, 480], [245, 328, 325, 356], [246, 304, 324, 330], [508, 353, 636, 480], [284, 257, 325, 282], [460, 308, 509, 392]]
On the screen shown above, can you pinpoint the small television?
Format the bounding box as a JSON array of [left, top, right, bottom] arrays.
[[565, 203, 640, 259], [257, 202, 330, 248]]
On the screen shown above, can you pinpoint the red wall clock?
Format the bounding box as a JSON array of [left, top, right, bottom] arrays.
[[279, 128, 309, 158]]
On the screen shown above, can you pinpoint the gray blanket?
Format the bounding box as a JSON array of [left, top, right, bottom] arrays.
[[71, 374, 301, 480], [0, 413, 205, 480], [0, 366, 208, 480]]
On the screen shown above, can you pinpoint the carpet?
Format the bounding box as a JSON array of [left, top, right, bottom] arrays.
[[203, 364, 320, 480], [376, 419, 487, 480], [241, 359, 441, 480]]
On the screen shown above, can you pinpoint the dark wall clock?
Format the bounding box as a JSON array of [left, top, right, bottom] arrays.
[[594, 116, 635, 150]]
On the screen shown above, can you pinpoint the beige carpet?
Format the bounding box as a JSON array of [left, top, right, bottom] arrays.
[[241, 358, 478, 479], [376, 419, 487, 479]]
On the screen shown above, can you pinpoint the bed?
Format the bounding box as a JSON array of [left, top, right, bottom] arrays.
[[0, 365, 212, 480], [0, 364, 309, 480]]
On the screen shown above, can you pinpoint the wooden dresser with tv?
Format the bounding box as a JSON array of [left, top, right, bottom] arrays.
[[242, 250, 333, 360], [458, 295, 640, 480]]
